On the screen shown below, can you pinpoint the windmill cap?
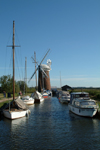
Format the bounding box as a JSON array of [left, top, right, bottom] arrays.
[[40, 64, 51, 71]]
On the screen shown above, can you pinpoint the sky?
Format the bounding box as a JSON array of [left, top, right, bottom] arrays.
[[0, 0, 100, 88]]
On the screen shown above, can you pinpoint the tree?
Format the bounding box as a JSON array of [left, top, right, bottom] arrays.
[[17, 81, 28, 94], [0, 75, 36, 94], [15, 81, 20, 94], [0, 75, 19, 94], [0, 75, 12, 93]]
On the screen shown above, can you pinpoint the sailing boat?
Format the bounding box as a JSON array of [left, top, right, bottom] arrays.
[[3, 21, 30, 119], [22, 57, 34, 105]]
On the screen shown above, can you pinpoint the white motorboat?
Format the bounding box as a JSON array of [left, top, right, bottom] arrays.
[[22, 96, 34, 105], [58, 91, 70, 103], [31, 91, 44, 103], [3, 97, 30, 119], [68, 92, 99, 117]]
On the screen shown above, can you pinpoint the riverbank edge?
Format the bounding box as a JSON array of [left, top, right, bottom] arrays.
[[0, 97, 100, 117], [0, 97, 17, 114]]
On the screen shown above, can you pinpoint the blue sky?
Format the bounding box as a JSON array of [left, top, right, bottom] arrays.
[[0, 0, 100, 88]]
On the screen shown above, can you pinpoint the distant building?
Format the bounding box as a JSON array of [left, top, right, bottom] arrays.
[[61, 85, 72, 91]]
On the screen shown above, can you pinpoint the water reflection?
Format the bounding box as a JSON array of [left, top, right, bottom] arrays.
[[0, 97, 100, 149]]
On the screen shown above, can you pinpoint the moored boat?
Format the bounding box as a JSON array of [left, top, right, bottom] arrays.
[[31, 91, 44, 103], [42, 90, 52, 98], [3, 97, 30, 119], [22, 96, 34, 105], [42, 92, 48, 98], [68, 92, 99, 117], [3, 21, 30, 119], [47, 90, 52, 97], [58, 91, 70, 103]]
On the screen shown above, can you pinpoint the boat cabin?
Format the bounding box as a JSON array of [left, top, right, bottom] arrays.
[[71, 97, 96, 107], [70, 92, 89, 104]]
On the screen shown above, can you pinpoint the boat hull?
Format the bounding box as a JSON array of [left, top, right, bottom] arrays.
[[34, 98, 44, 103], [59, 98, 70, 104], [3, 109, 30, 119], [40, 98, 44, 102], [22, 96, 34, 105], [43, 95, 48, 98], [68, 104, 97, 117], [42, 92, 49, 98], [23, 100, 34, 105]]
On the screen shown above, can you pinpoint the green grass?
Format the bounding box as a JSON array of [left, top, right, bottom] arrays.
[[0, 93, 32, 99], [0, 100, 12, 108], [97, 101, 100, 107], [0, 93, 32, 108]]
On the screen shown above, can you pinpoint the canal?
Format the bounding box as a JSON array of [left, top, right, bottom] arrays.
[[0, 97, 100, 150]]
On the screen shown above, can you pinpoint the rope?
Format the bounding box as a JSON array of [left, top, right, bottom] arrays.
[[14, 29, 24, 82], [4, 27, 13, 76]]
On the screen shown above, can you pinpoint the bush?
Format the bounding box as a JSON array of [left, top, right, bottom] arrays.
[[96, 94, 100, 100]]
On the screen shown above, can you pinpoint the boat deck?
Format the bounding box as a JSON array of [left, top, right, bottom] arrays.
[[4, 108, 26, 112]]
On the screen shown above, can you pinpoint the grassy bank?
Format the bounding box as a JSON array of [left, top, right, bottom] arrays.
[[0, 93, 32, 108], [0, 100, 12, 108], [0, 89, 100, 108], [0, 93, 32, 100]]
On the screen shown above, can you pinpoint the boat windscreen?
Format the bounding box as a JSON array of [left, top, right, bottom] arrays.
[[80, 101, 96, 105], [75, 94, 89, 98]]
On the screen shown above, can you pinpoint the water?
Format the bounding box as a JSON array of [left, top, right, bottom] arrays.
[[0, 97, 100, 150]]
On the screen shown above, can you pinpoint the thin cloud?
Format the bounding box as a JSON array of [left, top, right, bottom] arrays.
[[51, 77, 100, 81]]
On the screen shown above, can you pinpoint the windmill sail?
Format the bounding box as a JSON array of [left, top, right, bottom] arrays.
[[28, 67, 38, 83], [28, 49, 51, 92], [40, 49, 50, 65]]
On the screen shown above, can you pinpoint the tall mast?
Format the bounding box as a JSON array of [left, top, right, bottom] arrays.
[[13, 21, 15, 100], [7, 21, 20, 100], [24, 57, 27, 94], [34, 52, 37, 89], [60, 71, 62, 89]]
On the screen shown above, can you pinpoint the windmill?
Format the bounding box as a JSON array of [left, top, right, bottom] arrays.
[[28, 49, 51, 92]]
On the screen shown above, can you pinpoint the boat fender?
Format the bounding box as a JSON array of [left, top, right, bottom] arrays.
[[26, 110, 31, 117], [26, 112, 28, 117], [26, 110, 29, 117]]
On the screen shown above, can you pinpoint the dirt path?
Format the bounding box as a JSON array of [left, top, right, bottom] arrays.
[[0, 97, 17, 103]]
